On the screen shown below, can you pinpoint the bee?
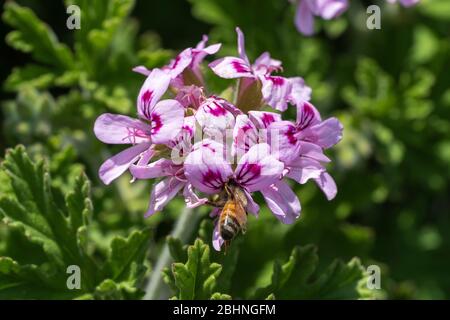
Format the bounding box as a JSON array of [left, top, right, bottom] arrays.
[[209, 183, 248, 249]]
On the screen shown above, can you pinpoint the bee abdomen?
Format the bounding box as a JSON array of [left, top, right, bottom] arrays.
[[220, 216, 240, 241]]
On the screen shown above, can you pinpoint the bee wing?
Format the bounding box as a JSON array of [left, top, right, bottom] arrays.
[[232, 186, 248, 208], [234, 198, 248, 232]]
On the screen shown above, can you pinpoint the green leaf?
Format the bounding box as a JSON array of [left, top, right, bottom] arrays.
[[167, 236, 188, 263], [210, 292, 232, 300], [0, 257, 79, 299], [92, 278, 144, 300], [105, 230, 150, 283], [168, 239, 222, 300], [0, 146, 149, 299], [2, 2, 74, 70], [253, 245, 376, 299]]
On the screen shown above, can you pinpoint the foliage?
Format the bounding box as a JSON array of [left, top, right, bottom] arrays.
[[1, 0, 449, 300], [163, 239, 224, 300], [163, 238, 376, 300], [0, 146, 150, 299]]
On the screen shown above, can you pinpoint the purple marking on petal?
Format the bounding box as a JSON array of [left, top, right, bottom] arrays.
[[286, 125, 298, 145], [269, 76, 285, 86], [170, 54, 182, 70], [261, 113, 276, 127], [205, 101, 228, 117], [241, 124, 253, 132], [124, 126, 150, 144], [298, 102, 316, 130], [141, 90, 154, 119], [236, 162, 261, 185], [151, 113, 163, 135], [182, 125, 193, 136], [202, 169, 225, 190], [232, 61, 251, 73]]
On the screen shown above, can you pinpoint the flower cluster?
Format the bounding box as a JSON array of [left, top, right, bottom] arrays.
[[94, 28, 343, 251], [291, 0, 420, 36]]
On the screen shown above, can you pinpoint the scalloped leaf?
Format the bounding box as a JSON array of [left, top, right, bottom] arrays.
[[253, 245, 376, 299], [166, 239, 223, 300], [0, 146, 149, 299]]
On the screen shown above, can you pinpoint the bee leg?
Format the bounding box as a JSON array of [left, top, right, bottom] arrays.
[[206, 200, 220, 207], [223, 240, 231, 255], [206, 199, 227, 207]]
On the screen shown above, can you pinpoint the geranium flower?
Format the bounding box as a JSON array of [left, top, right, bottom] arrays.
[[209, 27, 294, 111], [94, 27, 343, 253], [133, 35, 221, 88], [195, 96, 241, 137], [184, 140, 300, 250], [129, 117, 207, 216], [268, 101, 343, 199], [94, 68, 184, 184]]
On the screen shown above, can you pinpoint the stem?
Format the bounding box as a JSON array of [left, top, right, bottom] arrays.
[[143, 207, 200, 300]]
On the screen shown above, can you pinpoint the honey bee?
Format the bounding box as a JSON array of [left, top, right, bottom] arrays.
[[209, 183, 248, 249]]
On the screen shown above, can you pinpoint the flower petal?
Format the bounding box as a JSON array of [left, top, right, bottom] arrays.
[[233, 114, 259, 157], [165, 48, 193, 79], [132, 65, 151, 76], [150, 99, 185, 145], [243, 189, 260, 216], [268, 120, 301, 164], [286, 158, 324, 184], [209, 57, 253, 79], [295, 0, 315, 36], [235, 143, 284, 192], [169, 116, 196, 164], [145, 177, 185, 217], [296, 101, 321, 130], [195, 97, 236, 137], [99, 142, 151, 185], [130, 148, 156, 183], [314, 171, 337, 200], [183, 183, 208, 208], [184, 143, 233, 194], [298, 141, 331, 163], [261, 180, 301, 224], [130, 158, 175, 180], [137, 68, 171, 120], [288, 77, 312, 107], [212, 219, 225, 251], [314, 0, 348, 19], [261, 75, 292, 111], [190, 38, 222, 84], [253, 52, 282, 74], [94, 113, 150, 144], [297, 117, 343, 149], [236, 27, 250, 64], [248, 111, 282, 129], [399, 0, 420, 7]]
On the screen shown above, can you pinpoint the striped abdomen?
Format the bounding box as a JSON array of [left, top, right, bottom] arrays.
[[219, 200, 247, 241]]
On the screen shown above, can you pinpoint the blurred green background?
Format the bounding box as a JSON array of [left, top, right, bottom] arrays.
[[0, 0, 449, 299]]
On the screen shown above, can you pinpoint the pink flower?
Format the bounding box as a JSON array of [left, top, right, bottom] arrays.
[[129, 117, 208, 216], [94, 68, 184, 185], [292, 0, 349, 36], [195, 96, 241, 137], [209, 28, 295, 111], [133, 35, 221, 88], [93, 28, 343, 252], [268, 101, 343, 200], [184, 140, 300, 250]]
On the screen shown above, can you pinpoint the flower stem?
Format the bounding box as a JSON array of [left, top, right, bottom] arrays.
[[143, 207, 200, 300]]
